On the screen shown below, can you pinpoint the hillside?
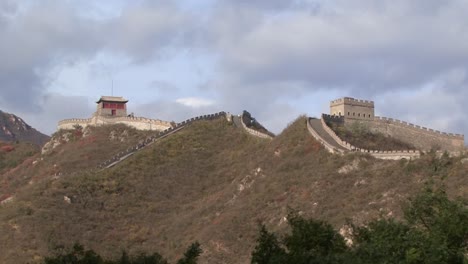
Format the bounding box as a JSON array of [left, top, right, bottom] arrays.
[[0, 116, 466, 263], [0, 141, 40, 176], [0, 110, 50, 146]]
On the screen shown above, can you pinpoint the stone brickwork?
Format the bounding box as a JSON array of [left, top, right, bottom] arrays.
[[96, 96, 128, 117], [239, 112, 274, 139], [57, 96, 173, 131], [318, 114, 421, 160], [328, 97, 465, 152], [307, 118, 345, 154], [58, 115, 172, 132], [345, 117, 464, 152], [330, 97, 375, 120], [98, 112, 227, 169]]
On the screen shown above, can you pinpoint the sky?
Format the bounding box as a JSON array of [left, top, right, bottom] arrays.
[[0, 0, 467, 138]]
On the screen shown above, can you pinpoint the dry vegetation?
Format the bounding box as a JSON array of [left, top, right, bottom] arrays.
[[0, 141, 39, 174], [0, 117, 466, 264], [326, 121, 415, 151]]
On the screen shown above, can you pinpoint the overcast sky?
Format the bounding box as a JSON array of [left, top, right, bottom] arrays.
[[0, 0, 467, 138]]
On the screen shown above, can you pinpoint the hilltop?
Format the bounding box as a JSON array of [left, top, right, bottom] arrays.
[[0, 115, 466, 263], [0, 110, 49, 146]]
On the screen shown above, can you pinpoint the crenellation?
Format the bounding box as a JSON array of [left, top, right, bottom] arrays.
[[325, 96, 465, 155]]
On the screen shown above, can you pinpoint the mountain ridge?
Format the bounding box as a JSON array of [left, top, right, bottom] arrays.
[[0, 115, 466, 264], [0, 110, 50, 146]]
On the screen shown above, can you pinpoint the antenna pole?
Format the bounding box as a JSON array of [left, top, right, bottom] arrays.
[[112, 78, 114, 96]]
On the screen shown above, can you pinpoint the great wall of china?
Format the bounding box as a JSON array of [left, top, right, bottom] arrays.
[[306, 97, 465, 159], [58, 115, 172, 132], [307, 116, 421, 160], [4, 97, 465, 206], [97, 111, 274, 170], [55, 96, 465, 165], [1, 111, 274, 205]]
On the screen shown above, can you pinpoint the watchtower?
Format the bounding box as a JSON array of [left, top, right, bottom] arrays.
[[96, 96, 128, 117], [330, 97, 374, 120]]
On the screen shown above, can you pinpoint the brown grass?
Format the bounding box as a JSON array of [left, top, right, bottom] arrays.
[[0, 117, 465, 264], [326, 121, 416, 151]]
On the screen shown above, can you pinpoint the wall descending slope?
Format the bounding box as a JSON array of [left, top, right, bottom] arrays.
[[308, 116, 421, 160], [307, 118, 347, 154], [239, 112, 274, 139], [98, 112, 227, 169], [328, 115, 465, 152]]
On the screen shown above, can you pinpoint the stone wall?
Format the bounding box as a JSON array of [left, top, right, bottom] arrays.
[[330, 97, 375, 120], [57, 118, 93, 130], [320, 114, 421, 160], [98, 112, 227, 169], [307, 118, 345, 154], [58, 115, 172, 132], [344, 116, 464, 152], [240, 113, 274, 139]]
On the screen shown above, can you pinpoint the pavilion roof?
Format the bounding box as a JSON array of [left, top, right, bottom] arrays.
[[96, 96, 128, 104]]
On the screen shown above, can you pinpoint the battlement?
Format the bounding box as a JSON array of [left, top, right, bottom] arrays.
[[373, 116, 464, 140], [58, 115, 172, 131], [330, 97, 375, 119], [330, 97, 374, 108]]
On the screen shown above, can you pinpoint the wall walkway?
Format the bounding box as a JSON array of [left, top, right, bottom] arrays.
[[307, 118, 347, 154], [307, 116, 421, 160], [233, 114, 274, 139], [98, 112, 227, 169], [99, 111, 274, 170]]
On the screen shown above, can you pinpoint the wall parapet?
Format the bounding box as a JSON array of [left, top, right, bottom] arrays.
[[307, 118, 345, 154], [320, 114, 421, 160], [239, 113, 274, 139], [373, 116, 464, 139], [97, 111, 227, 169], [58, 115, 172, 131], [58, 118, 92, 126], [330, 97, 374, 108], [321, 114, 352, 150]]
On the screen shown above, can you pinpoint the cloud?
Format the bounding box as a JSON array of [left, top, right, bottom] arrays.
[[0, 1, 191, 116], [197, 0, 468, 136], [176, 97, 215, 108], [14, 93, 94, 135], [1, 0, 468, 140]]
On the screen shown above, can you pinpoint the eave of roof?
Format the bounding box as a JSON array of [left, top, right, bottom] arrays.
[[96, 96, 129, 103]]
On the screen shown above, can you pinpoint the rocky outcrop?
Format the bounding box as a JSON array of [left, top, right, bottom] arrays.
[[0, 110, 49, 146]]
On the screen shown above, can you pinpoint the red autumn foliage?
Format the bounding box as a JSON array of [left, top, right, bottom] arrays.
[[1, 145, 15, 152]]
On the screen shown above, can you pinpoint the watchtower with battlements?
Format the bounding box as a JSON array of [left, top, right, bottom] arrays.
[[330, 97, 375, 120], [96, 96, 128, 117]]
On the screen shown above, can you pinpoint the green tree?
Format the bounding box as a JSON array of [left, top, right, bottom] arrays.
[[251, 226, 286, 264], [251, 213, 347, 264], [44, 243, 104, 264], [284, 213, 347, 264], [177, 242, 202, 264], [350, 186, 468, 264], [350, 219, 425, 264], [403, 187, 467, 263]]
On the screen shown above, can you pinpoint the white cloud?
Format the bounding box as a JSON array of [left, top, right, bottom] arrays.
[[176, 97, 215, 108], [1, 0, 468, 139]]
